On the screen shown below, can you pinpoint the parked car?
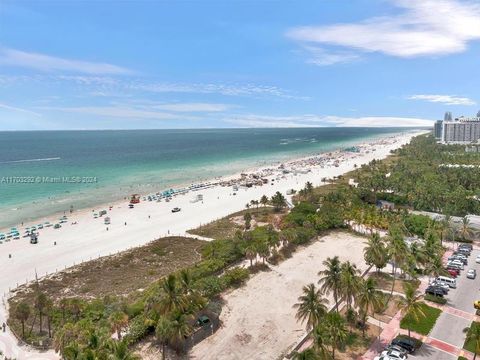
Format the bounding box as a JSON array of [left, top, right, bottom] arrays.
[[460, 243, 473, 251], [171, 207, 181, 213], [380, 349, 407, 360], [384, 345, 408, 357], [391, 336, 417, 353], [467, 269, 477, 279], [374, 356, 396, 360], [447, 260, 464, 270], [476, 255, 480, 264], [425, 286, 445, 297], [429, 281, 449, 292], [447, 268, 459, 277]]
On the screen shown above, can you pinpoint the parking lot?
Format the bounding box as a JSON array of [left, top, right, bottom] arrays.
[[410, 247, 480, 359]]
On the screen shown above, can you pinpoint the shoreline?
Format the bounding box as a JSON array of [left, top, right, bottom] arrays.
[[0, 129, 427, 360], [0, 129, 418, 233]]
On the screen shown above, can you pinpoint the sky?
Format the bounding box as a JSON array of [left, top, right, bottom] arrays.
[[0, 0, 479, 130]]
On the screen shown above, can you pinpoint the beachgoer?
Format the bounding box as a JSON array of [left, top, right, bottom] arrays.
[[125, 222, 127, 226], [2, 322, 5, 332], [106, 227, 109, 231]]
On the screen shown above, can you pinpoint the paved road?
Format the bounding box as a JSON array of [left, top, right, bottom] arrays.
[[429, 312, 471, 347], [445, 248, 480, 313], [412, 248, 480, 359], [411, 344, 456, 360]]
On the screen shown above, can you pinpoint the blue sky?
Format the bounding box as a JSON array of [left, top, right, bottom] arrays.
[[0, 0, 479, 130]]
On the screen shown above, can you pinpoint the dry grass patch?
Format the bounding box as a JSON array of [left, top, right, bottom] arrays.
[[188, 207, 283, 240], [336, 324, 382, 360], [370, 272, 420, 294], [10, 236, 206, 303]]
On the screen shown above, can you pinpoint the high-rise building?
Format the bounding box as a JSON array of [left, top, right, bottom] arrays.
[[434, 120, 443, 139], [442, 116, 480, 143], [444, 111, 453, 122]]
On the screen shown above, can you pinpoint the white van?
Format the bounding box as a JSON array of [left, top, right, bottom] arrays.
[[437, 276, 457, 289]]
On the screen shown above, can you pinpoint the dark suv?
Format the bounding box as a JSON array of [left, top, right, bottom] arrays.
[[425, 286, 445, 297], [391, 336, 417, 353]]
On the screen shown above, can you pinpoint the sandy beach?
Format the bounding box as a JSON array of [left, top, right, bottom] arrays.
[[0, 130, 425, 359]]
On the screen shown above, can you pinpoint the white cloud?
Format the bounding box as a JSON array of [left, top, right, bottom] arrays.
[[128, 81, 308, 100], [301, 46, 362, 66], [287, 0, 480, 62], [408, 94, 476, 106], [39, 106, 196, 121], [323, 115, 434, 127], [0, 48, 132, 75], [152, 103, 231, 112], [225, 114, 433, 128], [0, 102, 41, 117]]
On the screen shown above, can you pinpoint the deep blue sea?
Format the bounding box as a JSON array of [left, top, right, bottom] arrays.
[[0, 128, 416, 227]]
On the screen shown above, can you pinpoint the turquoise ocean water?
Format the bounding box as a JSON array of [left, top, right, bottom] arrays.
[[0, 128, 418, 227]]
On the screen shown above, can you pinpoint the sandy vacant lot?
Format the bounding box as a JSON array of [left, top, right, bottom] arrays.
[[190, 232, 368, 360]]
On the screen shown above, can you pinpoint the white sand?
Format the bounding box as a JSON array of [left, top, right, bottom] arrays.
[[0, 131, 425, 359], [190, 232, 368, 360]]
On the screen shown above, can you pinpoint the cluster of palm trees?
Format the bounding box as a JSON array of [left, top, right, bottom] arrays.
[[363, 221, 446, 296], [13, 290, 54, 340], [147, 270, 207, 359], [293, 256, 384, 359]]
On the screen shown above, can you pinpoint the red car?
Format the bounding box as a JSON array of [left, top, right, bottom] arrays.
[[447, 268, 459, 278]]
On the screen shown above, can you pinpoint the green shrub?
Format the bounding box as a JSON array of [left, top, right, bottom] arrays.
[[194, 276, 225, 298], [124, 314, 152, 345], [222, 267, 250, 287], [424, 294, 447, 305], [125, 300, 145, 318]]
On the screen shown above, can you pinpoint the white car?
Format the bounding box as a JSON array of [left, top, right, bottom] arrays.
[[475, 255, 480, 264], [374, 355, 398, 360], [380, 350, 408, 360], [448, 260, 464, 269], [467, 269, 477, 279]]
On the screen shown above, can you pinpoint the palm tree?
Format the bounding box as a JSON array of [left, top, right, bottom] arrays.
[[271, 191, 287, 212], [45, 297, 54, 338], [109, 311, 129, 340], [168, 311, 193, 353], [318, 256, 342, 311], [106, 339, 140, 360], [292, 348, 320, 360], [53, 322, 78, 356], [14, 301, 31, 338], [356, 278, 384, 337], [245, 245, 256, 267], [63, 342, 82, 360], [459, 216, 475, 242], [463, 324, 480, 360], [312, 325, 333, 360], [293, 283, 329, 330], [34, 291, 49, 334], [339, 261, 360, 311], [260, 195, 269, 207], [397, 283, 426, 337], [159, 274, 184, 314], [363, 233, 388, 273], [385, 225, 407, 300], [156, 315, 173, 360], [324, 312, 347, 359]]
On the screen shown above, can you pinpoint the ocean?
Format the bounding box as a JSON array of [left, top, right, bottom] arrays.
[[0, 128, 415, 227]]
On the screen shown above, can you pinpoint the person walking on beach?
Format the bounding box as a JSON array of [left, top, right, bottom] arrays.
[[2, 322, 6, 332]]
